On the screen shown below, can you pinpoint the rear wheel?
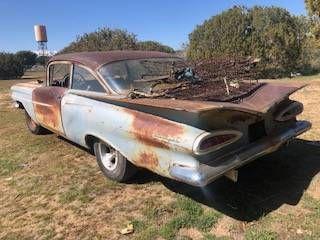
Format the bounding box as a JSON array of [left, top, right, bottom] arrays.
[[25, 110, 46, 135], [94, 141, 137, 182]]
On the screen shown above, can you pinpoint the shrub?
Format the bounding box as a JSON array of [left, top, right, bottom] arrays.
[[60, 27, 174, 54], [60, 28, 137, 53], [15, 50, 37, 69], [36, 55, 50, 66], [0, 52, 25, 80], [137, 41, 174, 53], [187, 6, 303, 77]]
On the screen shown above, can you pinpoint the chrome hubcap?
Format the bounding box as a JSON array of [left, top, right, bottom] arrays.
[[99, 143, 118, 171]]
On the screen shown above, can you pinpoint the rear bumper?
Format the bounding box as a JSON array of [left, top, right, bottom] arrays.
[[169, 120, 311, 187]]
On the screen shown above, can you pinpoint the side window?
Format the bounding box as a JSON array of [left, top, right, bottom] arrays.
[[72, 65, 106, 93], [49, 64, 71, 88]]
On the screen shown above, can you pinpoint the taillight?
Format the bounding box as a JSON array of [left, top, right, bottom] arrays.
[[275, 101, 303, 122], [193, 130, 242, 155]]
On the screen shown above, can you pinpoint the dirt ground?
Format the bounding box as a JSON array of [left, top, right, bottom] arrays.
[[0, 72, 320, 240]]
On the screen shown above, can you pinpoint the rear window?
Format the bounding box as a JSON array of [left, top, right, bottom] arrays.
[[72, 65, 105, 93], [98, 57, 186, 94]]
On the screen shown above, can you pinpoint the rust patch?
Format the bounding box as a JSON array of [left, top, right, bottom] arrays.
[[32, 87, 66, 134], [135, 151, 159, 170], [240, 83, 306, 113], [123, 98, 221, 112], [125, 109, 184, 149], [76, 91, 260, 116]]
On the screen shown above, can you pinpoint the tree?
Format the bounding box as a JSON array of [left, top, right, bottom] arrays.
[[305, 0, 320, 17], [305, 0, 320, 40], [188, 6, 251, 60], [60, 28, 138, 54], [36, 55, 50, 66], [60, 27, 174, 54], [0, 52, 25, 80], [294, 15, 320, 74], [187, 6, 302, 75], [15, 50, 37, 69], [137, 41, 174, 53]]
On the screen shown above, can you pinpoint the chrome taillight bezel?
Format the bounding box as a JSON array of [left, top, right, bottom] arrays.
[[193, 130, 243, 155], [275, 101, 303, 122]]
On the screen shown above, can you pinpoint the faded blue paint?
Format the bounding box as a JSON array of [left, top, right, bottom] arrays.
[[11, 84, 38, 123], [61, 91, 206, 176]]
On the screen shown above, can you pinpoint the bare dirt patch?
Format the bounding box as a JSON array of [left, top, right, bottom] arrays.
[[178, 227, 203, 239], [210, 215, 245, 240]]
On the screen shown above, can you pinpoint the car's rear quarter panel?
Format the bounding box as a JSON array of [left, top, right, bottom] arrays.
[[61, 93, 205, 176], [11, 82, 39, 122]]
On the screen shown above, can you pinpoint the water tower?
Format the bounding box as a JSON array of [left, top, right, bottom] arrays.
[[34, 25, 48, 56]]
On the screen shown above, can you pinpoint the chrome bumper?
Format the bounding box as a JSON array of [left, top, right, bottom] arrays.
[[169, 120, 311, 187]]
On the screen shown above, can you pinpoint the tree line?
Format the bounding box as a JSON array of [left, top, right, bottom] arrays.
[[0, 51, 47, 80], [1, 2, 320, 79]]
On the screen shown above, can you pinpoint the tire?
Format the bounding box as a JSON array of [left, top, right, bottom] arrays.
[[25, 110, 46, 135], [94, 141, 137, 182]]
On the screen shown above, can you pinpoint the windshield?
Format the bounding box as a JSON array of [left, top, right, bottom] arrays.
[[98, 57, 187, 94]]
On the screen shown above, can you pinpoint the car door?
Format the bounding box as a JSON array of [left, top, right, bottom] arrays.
[[60, 64, 107, 146], [32, 62, 71, 135]]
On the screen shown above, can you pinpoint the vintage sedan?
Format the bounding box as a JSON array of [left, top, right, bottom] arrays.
[[11, 51, 311, 186]]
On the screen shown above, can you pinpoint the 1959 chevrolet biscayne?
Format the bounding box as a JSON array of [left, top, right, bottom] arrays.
[[11, 51, 311, 186]]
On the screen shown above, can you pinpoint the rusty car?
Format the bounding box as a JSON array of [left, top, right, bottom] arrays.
[[10, 51, 311, 186]]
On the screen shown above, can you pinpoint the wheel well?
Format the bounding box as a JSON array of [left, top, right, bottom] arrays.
[[85, 135, 100, 151], [85, 135, 123, 157]]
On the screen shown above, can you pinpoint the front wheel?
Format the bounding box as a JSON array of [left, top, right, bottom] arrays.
[[94, 141, 137, 182]]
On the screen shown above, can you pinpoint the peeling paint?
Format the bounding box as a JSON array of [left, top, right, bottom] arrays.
[[135, 151, 159, 170], [125, 109, 185, 149], [32, 87, 66, 134]]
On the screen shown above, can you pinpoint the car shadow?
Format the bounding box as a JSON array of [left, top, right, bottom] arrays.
[[159, 139, 320, 221], [57, 136, 93, 154], [58, 135, 320, 222]]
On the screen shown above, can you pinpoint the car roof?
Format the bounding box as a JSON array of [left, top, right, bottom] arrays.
[[48, 50, 177, 70]]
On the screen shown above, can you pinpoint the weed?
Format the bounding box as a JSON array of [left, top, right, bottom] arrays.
[[134, 226, 158, 240], [245, 229, 278, 240], [196, 211, 221, 231], [59, 184, 94, 204], [0, 158, 21, 176], [158, 196, 222, 239]]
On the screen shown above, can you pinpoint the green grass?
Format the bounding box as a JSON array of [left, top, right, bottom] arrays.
[[299, 194, 320, 239], [132, 195, 222, 240], [245, 229, 278, 240], [303, 194, 320, 217], [161, 196, 221, 234], [134, 226, 158, 240], [0, 159, 22, 176], [59, 185, 94, 204], [202, 233, 230, 240]]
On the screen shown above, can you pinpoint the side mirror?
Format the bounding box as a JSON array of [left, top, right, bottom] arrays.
[[37, 79, 44, 84]]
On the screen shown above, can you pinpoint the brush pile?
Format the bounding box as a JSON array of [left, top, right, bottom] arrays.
[[131, 56, 262, 102], [192, 56, 260, 82]]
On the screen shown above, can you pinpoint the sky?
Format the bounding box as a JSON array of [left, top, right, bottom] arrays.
[[0, 0, 307, 53]]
